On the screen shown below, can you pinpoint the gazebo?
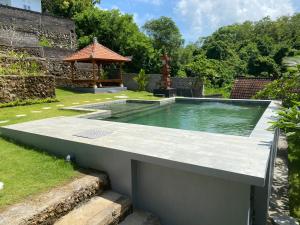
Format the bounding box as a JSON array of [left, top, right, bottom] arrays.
[[63, 38, 131, 88]]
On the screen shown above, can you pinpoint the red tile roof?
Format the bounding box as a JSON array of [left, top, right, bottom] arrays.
[[64, 39, 131, 63], [230, 78, 271, 99]]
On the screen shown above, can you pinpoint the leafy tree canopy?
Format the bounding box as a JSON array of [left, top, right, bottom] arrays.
[[143, 16, 184, 56], [42, 0, 100, 18], [73, 7, 160, 73]]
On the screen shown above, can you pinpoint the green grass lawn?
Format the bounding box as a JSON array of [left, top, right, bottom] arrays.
[[0, 138, 78, 210], [204, 86, 231, 98], [0, 88, 159, 126], [0, 88, 159, 210]]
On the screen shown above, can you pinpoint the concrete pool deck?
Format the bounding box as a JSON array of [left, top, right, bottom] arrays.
[[0, 98, 280, 225]]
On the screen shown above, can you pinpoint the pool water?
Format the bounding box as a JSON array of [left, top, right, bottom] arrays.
[[102, 101, 267, 136]]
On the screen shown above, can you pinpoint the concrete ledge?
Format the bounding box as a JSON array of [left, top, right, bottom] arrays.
[[68, 87, 127, 94]]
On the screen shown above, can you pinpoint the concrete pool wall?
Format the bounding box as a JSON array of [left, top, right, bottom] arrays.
[[0, 98, 280, 225]]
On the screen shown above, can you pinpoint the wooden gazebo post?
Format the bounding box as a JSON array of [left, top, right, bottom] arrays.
[[97, 62, 102, 87], [119, 63, 124, 87], [92, 59, 96, 88]]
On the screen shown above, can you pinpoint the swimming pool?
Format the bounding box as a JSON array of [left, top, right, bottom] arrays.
[[99, 100, 267, 136]]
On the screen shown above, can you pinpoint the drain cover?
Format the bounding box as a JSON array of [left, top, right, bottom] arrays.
[[73, 129, 113, 139]]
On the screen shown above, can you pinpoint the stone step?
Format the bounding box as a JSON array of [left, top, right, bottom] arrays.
[[54, 191, 131, 225], [119, 210, 161, 225], [0, 172, 108, 225]]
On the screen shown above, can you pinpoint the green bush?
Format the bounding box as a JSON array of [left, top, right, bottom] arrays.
[[0, 98, 58, 108], [272, 102, 300, 142], [255, 69, 300, 107], [0, 51, 42, 76], [39, 37, 52, 47], [134, 69, 149, 91]]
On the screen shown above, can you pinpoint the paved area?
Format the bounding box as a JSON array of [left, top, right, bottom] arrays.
[[1, 108, 275, 186], [120, 210, 161, 225]]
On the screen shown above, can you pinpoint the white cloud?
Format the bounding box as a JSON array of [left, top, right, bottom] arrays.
[[134, 13, 156, 27], [176, 0, 295, 37]]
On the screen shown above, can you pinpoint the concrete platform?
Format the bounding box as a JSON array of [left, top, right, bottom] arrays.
[[68, 87, 127, 94], [0, 99, 280, 225]]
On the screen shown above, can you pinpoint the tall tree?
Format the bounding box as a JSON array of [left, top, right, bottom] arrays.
[[143, 16, 184, 55], [74, 8, 160, 73], [42, 0, 100, 18], [143, 16, 184, 75]]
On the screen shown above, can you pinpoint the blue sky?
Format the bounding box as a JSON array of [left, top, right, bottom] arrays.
[[99, 0, 300, 43]]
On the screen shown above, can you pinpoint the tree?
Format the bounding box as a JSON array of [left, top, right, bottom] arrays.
[[143, 16, 184, 56], [42, 0, 100, 18], [248, 55, 280, 78], [74, 8, 160, 73], [205, 40, 233, 60]]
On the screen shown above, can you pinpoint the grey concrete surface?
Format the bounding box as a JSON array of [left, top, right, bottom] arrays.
[[0, 98, 280, 225]]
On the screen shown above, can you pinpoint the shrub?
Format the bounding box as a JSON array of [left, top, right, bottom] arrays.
[[0, 98, 58, 108], [39, 37, 52, 47], [0, 51, 42, 76], [255, 69, 300, 107], [134, 69, 149, 91], [271, 101, 300, 144]]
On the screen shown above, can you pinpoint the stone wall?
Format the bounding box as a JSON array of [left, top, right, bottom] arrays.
[[0, 5, 76, 49], [0, 75, 55, 103], [123, 73, 204, 97]]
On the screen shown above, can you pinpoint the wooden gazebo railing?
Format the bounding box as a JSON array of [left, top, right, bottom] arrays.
[[63, 38, 131, 88]]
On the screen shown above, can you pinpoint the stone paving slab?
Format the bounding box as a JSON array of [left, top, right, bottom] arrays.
[[54, 191, 131, 225]]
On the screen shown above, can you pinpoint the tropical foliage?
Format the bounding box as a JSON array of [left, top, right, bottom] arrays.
[[134, 69, 149, 91], [41, 1, 300, 86], [255, 67, 300, 107]]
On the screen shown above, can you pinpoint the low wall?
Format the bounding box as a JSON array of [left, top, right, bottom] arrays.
[[0, 75, 55, 103], [123, 73, 204, 97]]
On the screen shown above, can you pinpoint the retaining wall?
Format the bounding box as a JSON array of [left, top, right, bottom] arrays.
[[0, 75, 55, 103], [0, 5, 76, 49]]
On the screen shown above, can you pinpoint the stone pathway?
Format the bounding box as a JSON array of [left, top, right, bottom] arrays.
[[31, 111, 42, 113], [0, 120, 9, 124], [42, 107, 51, 110], [56, 104, 65, 107], [115, 96, 128, 99], [268, 134, 299, 225], [269, 135, 290, 217]]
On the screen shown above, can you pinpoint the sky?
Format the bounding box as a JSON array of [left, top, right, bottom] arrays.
[[99, 0, 300, 43]]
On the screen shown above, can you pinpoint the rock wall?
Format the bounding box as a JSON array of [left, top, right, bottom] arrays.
[[0, 75, 55, 103], [0, 5, 76, 49]]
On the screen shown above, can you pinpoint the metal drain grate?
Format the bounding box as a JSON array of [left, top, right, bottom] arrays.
[[73, 129, 113, 139]]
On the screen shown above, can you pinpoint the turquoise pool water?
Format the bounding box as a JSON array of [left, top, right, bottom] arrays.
[[102, 101, 267, 136]]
